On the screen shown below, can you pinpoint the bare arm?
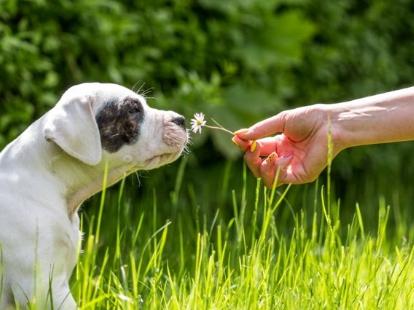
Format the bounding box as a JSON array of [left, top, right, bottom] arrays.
[[331, 87, 414, 151]]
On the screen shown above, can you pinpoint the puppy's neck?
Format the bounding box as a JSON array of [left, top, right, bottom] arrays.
[[65, 164, 135, 217], [50, 153, 136, 217]]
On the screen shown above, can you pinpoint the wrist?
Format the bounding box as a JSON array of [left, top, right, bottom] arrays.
[[316, 103, 349, 154]]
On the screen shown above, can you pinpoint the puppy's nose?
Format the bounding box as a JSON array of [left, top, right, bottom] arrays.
[[171, 116, 186, 129]]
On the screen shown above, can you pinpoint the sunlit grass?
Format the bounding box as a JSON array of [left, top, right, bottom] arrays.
[[70, 161, 414, 309]]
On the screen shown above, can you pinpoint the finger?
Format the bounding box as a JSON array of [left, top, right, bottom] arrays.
[[234, 136, 282, 156], [232, 135, 251, 151], [260, 152, 278, 188], [235, 112, 286, 140], [244, 141, 263, 178], [276, 155, 293, 169], [260, 153, 293, 188], [255, 136, 282, 156]]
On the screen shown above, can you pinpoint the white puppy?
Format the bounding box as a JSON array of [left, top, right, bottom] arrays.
[[0, 83, 188, 309]]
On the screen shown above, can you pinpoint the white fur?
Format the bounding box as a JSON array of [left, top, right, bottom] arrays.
[[0, 83, 187, 309]]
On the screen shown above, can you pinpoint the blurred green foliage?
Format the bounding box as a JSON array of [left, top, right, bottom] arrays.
[[1, 0, 414, 216], [0, 0, 317, 154]]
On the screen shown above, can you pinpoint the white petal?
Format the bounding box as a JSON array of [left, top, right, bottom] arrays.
[[193, 112, 205, 122], [191, 124, 201, 134]]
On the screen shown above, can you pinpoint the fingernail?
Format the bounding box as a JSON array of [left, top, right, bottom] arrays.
[[235, 128, 249, 136], [231, 136, 238, 145], [250, 140, 257, 152]]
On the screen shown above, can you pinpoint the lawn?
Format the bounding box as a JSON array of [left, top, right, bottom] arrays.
[[68, 161, 414, 309]]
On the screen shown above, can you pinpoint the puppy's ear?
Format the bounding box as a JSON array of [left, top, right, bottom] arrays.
[[43, 95, 102, 165]]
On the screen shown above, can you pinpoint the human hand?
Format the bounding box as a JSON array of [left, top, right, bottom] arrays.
[[233, 105, 340, 187]]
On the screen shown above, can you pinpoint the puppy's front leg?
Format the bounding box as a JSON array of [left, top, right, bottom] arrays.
[[5, 258, 76, 309], [1, 215, 79, 309]]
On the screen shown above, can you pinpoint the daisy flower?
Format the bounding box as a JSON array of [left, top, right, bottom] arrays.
[[190, 112, 234, 135], [190, 112, 207, 134]]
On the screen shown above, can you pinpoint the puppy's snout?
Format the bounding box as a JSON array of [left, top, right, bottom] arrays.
[[171, 116, 186, 129]]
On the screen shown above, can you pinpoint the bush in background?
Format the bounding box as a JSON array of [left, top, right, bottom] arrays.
[[0, 0, 316, 154]]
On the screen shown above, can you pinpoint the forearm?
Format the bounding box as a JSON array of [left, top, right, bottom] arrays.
[[327, 87, 414, 151]]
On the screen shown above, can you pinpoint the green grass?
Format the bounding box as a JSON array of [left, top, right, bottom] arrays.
[[68, 161, 414, 309]]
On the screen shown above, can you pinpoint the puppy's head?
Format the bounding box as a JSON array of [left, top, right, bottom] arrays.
[[43, 83, 188, 171]]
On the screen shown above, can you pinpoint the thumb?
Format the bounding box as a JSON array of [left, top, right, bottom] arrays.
[[235, 112, 286, 140]]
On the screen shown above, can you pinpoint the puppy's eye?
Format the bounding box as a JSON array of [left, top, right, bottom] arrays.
[[123, 97, 143, 116], [128, 106, 141, 114]]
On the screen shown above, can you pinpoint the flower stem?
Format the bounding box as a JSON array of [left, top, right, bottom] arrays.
[[204, 125, 234, 135]]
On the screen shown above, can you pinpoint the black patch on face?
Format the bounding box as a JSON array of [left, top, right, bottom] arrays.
[[96, 97, 145, 153]]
